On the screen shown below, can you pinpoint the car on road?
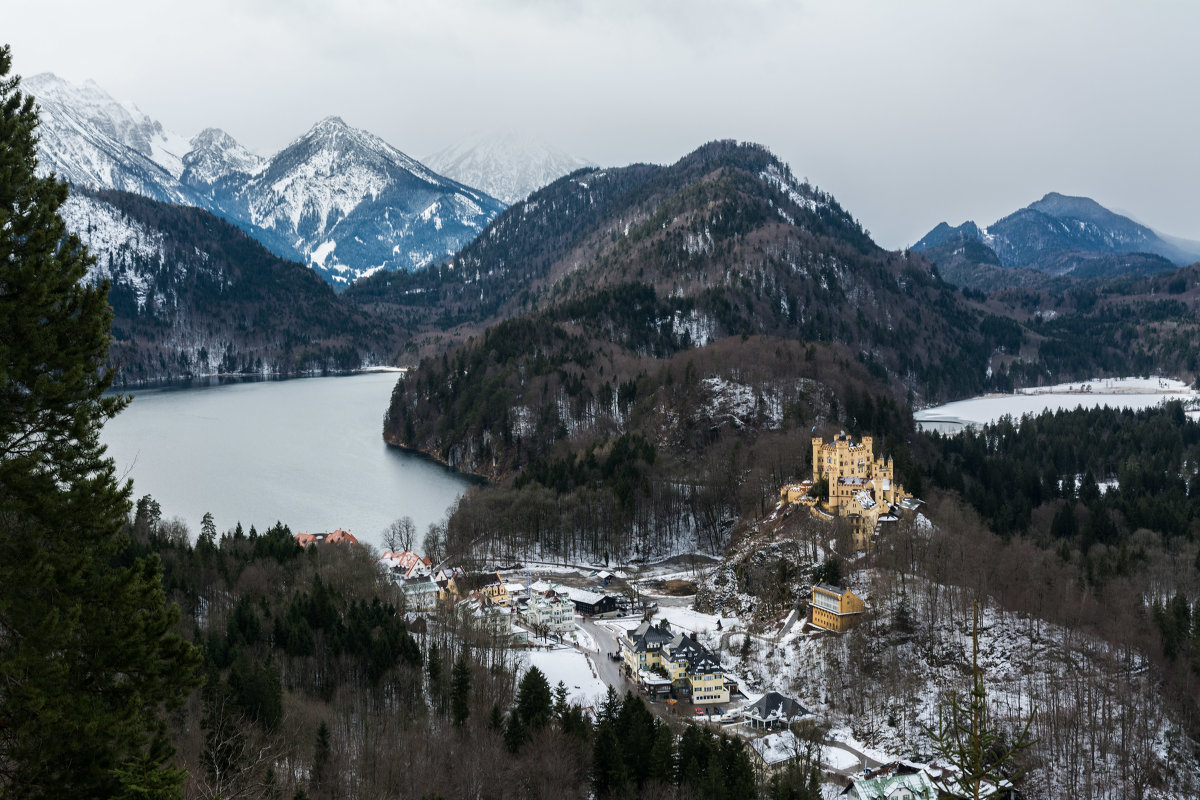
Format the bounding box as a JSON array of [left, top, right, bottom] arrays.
[[694, 707, 705, 716]]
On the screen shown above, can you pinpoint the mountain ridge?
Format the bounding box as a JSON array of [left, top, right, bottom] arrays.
[[24, 73, 504, 288], [914, 192, 1200, 290]]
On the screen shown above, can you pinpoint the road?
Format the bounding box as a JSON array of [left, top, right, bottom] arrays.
[[580, 616, 631, 695]]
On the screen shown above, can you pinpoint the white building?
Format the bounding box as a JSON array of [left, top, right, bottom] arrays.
[[517, 589, 575, 634]]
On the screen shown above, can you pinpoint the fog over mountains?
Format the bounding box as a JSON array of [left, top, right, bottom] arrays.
[[424, 132, 595, 204]]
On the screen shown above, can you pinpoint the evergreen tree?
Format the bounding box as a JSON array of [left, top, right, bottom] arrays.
[[503, 710, 527, 753], [925, 601, 1036, 799], [450, 653, 471, 727], [0, 45, 200, 799], [311, 721, 331, 790], [515, 665, 553, 730]]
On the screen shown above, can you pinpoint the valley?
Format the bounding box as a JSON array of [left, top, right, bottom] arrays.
[[7, 34, 1200, 800]]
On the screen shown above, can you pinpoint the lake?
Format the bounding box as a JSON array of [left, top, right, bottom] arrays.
[[915, 377, 1200, 434], [100, 372, 472, 550]]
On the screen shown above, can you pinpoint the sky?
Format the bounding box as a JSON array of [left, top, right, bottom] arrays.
[[7, 0, 1199, 249]]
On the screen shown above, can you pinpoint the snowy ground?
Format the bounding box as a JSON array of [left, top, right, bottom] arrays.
[[518, 645, 609, 708], [916, 377, 1199, 433], [649, 604, 739, 638]]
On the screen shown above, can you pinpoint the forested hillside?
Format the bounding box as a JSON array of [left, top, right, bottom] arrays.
[[130, 516, 800, 800], [382, 140, 1200, 569], [64, 187, 404, 383], [354, 142, 1008, 399]]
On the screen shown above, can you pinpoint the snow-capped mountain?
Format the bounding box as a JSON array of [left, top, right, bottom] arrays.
[[25, 72, 196, 204], [24, 73, 505, 287], [424, 132, 595, 204], [181, 128, 264, 197], [230, 116, 504, 285]]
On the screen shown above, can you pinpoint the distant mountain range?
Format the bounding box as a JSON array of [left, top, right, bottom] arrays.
[[424, 132, 595, 204], [913, 192, 1200, 290], [28, 74, 615, 287]]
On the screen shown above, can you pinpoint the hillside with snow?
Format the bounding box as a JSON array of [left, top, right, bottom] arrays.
[[24, 73, 504, 287], [25, 72, 196, 204], [229, 117, 504, 286], [60, 186, 398, 383], [687, 507, 1200, 799]]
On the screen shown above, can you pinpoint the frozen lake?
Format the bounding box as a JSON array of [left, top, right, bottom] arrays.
[[915, 377, 1200, 434]]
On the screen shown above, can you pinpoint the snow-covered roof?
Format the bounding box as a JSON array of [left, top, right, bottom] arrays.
[[750, 730, 801, 766], [565, 587, 608, 605], [843, 761, 936, 800], [637, 669, 672, 686]]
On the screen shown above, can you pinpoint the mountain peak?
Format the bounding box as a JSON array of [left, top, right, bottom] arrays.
[[424, 131, 595, 203], [190, 127, 239, 150], [1028, 192, 1113, 223], [312, 115, 350, 133], [181, 128, 263, 188]]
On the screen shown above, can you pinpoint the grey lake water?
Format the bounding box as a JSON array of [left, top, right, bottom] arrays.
[[100, 371, 471, 551]]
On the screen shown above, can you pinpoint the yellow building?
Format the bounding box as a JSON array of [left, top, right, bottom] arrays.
[[622, 621, 729, 706], [809, 582, 865, 632], [779, 433, 916, 550]]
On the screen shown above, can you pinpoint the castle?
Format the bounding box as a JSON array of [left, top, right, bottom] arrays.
[[780, 433, 915, 549]]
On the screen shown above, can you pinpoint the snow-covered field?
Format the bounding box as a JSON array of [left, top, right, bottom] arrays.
[[519, 646, 608, 708], [650, 604, 738, 637], [916, 377, 1199, 432]]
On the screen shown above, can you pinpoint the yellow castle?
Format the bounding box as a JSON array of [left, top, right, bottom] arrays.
[[780, 433, 914, 549]]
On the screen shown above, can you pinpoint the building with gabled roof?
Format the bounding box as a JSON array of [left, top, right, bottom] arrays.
[[742, 691, 813, 730], [842, 761, 937, 800], [378, 549, 432, 578], [456, 572, 510, 606], [621, 621, 728, 705], [749, 730, 805, 779], [398, 574, 439, 611]]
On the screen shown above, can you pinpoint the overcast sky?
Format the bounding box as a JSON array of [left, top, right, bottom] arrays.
[[7, 1, 1199, 249]]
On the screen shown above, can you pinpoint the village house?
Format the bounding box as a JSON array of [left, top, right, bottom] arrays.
[[749, 730, 805, 780], [455, 572, 510, 606], [841, 761, 937, 800], [516, 588, 576, 634], [435, 566, 466, 601], [621, 621, 729, 705], [565, 587, 620, 617], [809, 582, 866, 632], [378, 549, 432, 579], [398, 574, 439, 611], [455, 596, 514, 639], [742, 691, 813, 730]]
